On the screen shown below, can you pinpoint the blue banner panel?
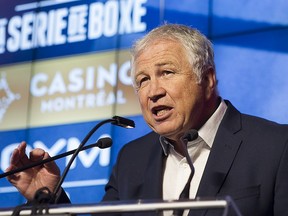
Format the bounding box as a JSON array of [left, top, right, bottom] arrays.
[[214, 29, 288, 123], [162, 0, 210, 34], [0, 0, 158, 65], [211, 0, 288, 36], [214, 28, 288, 54]]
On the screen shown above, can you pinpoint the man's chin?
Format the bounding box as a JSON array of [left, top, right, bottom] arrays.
[[153, 128, 180, 140]]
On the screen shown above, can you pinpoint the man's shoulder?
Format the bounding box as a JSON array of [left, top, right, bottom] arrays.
[[242, 113, 288, 128], [115, 131, 162, 166], [225, 99, 288, 131], [221, 100, 288, 146], [241, 113, 288, 141], [123, 131, 160, 151]]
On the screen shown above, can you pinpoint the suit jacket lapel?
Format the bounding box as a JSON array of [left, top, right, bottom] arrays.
[[139, 136, 165, 200], [196, 100, 243, 198]]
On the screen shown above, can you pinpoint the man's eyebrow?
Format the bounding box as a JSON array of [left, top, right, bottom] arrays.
[[135, 61, 176, 77], [155, 61, 174, 67], [135, 71, 145, 78]]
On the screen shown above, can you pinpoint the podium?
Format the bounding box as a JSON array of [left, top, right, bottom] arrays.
[[0, 196, 242, 216]]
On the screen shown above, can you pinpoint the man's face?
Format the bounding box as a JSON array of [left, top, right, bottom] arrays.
[[134, 39, 212, 141]]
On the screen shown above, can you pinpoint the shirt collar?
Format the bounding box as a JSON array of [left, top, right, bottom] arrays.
[[198, 99, 227, 148], [160, 99, 227, 155]]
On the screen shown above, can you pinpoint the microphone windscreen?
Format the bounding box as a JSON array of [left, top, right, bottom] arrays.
[[97, 137, 113, 149], [184, 129, 198, 141]]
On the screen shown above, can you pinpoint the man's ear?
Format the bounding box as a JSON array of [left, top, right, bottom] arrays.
[[203, 67, 217, 98]]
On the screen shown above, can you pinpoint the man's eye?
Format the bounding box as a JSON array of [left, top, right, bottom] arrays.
[[163, 70, 174, 75], [141, 77, 149, 84], [136, 77, 149, 88]]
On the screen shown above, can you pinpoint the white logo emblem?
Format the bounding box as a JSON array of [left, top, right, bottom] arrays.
[[0, 73, 21, 121]]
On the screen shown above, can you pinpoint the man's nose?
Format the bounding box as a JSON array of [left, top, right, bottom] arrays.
[[148, 79, 166, 102]]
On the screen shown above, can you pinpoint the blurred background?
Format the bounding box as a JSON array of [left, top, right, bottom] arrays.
[[0, 0, 287, 207]]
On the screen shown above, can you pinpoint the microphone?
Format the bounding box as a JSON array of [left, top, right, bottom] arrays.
[[0, 137, 112, 179], [7, 115, 134, 215]]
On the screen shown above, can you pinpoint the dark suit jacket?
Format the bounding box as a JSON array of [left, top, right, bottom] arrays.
[[101, 101, 288, 216]]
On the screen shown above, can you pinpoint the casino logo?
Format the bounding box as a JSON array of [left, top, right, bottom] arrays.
[[0, 72, 20, 122]]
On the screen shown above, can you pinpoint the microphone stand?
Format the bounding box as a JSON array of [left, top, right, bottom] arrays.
[[53, 115, 135, 200], [8, 116, 135, 216]]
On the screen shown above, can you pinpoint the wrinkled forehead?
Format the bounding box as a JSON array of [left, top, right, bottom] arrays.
[[131, 38, 189, 72], [132, 38, 186, 66], [134, 37, 182, 57]]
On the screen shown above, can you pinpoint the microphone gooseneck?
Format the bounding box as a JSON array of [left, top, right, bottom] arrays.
[[0, 138, 112, 179], [180, 130, 198, 174], [52, 116, 135, 200]]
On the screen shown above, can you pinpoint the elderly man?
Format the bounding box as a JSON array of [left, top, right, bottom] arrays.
[[6, 24, 288, 216]]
